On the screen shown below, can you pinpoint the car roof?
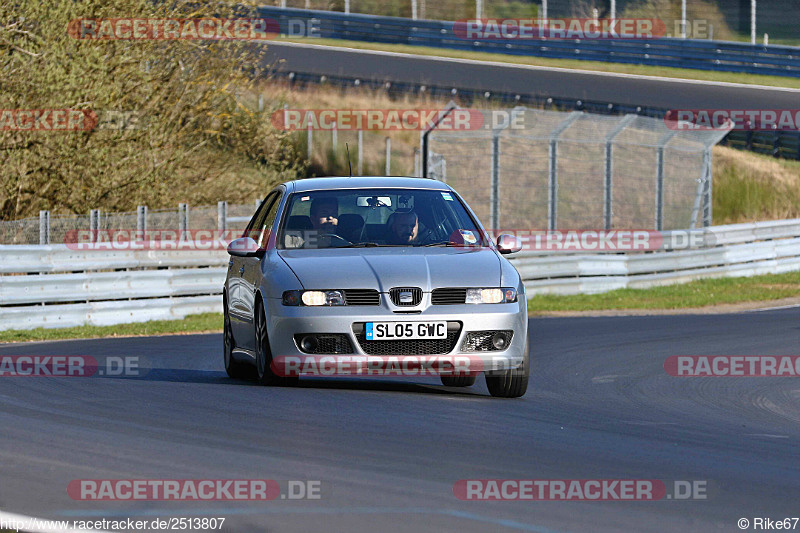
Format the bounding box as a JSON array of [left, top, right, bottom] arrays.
[[286, 176, 451, 193]]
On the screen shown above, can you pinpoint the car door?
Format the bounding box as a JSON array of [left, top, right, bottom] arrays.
[[228, 195, 273, 342], [238, 191, 282, 350]]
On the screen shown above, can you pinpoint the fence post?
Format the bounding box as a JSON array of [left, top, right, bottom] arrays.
[[548, 112, 582, 231], [39, 210, 50, 245], [332, 122, 337, 151], [422, 101, 458, 178], [357, 130, 363, 175], [90, 209, 100, 243], [307, 115, 313, 160], [603, 114, 636, 230], [680, 0, 686, 38], [655, 148, 665, 231], [414, 148, 420, 177], [345, 0, 350, 14], [655, 130, 678, 231], [702, 148, 713, 227], [385, 136, 391, 175], [411, 0, 417, 20], [178, 203, 188, 233], [689, 165, 707, 230], [490, 133, 500, 232], [217, 201, 227, 233], [136, 205, 147, 241]]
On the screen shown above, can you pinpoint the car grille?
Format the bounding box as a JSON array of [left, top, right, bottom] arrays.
[[294, 334, 354, 354], [353, 322, 462, 355], [431, 288, 468, 305], [461, 330, 514, 352], [389, 287, 422, 306], [343, 289, 380, 306]]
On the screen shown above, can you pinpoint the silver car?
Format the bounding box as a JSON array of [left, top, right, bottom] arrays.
[[223, 177, 529, 398]]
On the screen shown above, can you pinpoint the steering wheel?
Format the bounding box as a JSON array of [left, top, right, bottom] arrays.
[[417, 227, 438, 245]]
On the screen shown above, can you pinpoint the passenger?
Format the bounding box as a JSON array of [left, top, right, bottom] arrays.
[[387, 211, 419, 245], [310, 197, 338, 233], [309, 197, 341, 248]]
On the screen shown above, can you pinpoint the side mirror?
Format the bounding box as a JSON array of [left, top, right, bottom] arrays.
[[227, 237, 262, 257], [496, 234, 522, 254]]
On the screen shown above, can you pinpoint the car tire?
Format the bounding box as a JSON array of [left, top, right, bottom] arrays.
[[440, 374, 477, 387], [255, 299, 298, 387], [224, 299, 252, 380], [485, 340, 529, 398]]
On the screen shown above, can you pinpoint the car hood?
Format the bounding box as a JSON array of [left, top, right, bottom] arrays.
[[278, 247, 501, 291]]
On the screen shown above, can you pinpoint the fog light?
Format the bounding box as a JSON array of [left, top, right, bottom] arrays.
[[491, 333, 507, 350], [300, 335, 318, 353]]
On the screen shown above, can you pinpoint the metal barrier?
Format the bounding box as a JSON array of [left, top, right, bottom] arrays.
[[1, 218, 799, 330], [258, 6, 800, 78]]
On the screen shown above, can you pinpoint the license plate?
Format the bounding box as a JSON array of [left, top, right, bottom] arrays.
[[366, 321, 448, 340]]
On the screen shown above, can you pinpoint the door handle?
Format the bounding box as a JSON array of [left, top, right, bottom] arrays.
[[239, 266, 245, 275]]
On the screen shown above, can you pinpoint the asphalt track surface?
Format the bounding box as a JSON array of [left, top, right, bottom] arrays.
[[265, 42, 800, 110], [1, 309, 799, 532]]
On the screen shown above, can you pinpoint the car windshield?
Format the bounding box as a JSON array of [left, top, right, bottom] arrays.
[[278, 188, 487, 249]]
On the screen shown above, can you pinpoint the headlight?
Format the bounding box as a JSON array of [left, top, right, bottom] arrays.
[[282, 290, 345, 306], [465, 287, 517, 304]]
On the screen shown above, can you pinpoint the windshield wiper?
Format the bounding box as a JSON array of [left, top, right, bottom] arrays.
[[420, 241, 461, 247], [339, 242, 395, 248]]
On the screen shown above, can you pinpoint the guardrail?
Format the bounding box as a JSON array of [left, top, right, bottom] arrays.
[[259, 6, 800, 78], [0, 219, 798, 331]]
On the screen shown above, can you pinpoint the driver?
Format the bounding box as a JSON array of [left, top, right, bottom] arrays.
[[387, 211, 419, 245]]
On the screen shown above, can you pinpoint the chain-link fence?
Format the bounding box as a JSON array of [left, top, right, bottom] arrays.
[[0, 202, 260, 245], [427, 107, 730, 231], [266, 0, 800, 44]]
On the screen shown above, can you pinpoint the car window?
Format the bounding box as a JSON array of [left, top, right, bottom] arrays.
[[244, 192, 276, 240], [256, 192, 282, 249], [278, 188, 486, 249]]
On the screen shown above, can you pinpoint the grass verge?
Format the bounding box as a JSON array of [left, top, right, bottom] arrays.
[[528, 270, 800, 314], [0, 313, 223, 344], [275, 37, 800, 90]]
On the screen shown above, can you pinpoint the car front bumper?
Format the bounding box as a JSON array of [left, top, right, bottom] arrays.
[[264, 297, 528, 373]]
